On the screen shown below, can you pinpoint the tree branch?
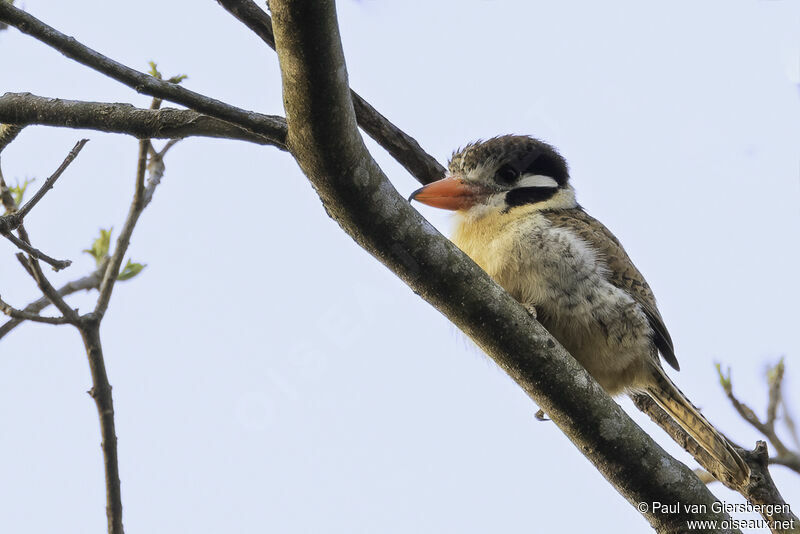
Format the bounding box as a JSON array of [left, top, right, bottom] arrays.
[[1, 153, 79, 319], [77, 315, 123, 534], [2, 230, 71, 270], [0, 123, 24, 153], [0, 3, 287, 143], [633, 394, 800, 532], [216, 0, 446, 184], [0, 138, 86, 270], [81, 99, 177, 533], [0, 294, 70, 324], [0, 93, 287, 148], [15, 225, 79, 321], [0, 266, 103, 340], [6, 138, 88, 224], [95, 101, 173, 317], [718, 361, 800, 475], [268, 2, 742, 532]]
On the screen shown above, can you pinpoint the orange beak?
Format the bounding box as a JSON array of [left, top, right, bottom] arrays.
[[408, 176, 490, 211]]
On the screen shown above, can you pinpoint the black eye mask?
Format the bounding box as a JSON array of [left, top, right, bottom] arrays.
[[504, 186, 559, 208]]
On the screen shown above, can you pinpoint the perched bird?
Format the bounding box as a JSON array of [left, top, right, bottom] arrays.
[[409, 135, 749, 486]]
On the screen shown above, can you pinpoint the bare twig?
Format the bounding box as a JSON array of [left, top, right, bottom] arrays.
[[633, 394, 800, 532], [2, 231, 71, 270], [1, 156, 78, 319], [718, 362, 800, 475], [0, 139, 86, 269], [142, 139, 179, 208], [783, 402, 800, 452], [81, 97, 175, 533], [14, 252, 34, 277], [0, 295, 70, 324], [95, 106, 167, 317], [0, 3, 288, 144], [77, 315, 123, 534], [0, 266, 104, 340], [15, 226, 79, 321], [216, 0, 446, 184], [0, 93, 287, 148], [12, 138, 88, 221]]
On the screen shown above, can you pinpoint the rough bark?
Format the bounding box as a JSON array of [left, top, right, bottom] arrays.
[[268, 1, 738, 532]]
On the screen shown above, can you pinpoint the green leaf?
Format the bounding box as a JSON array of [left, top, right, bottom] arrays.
[[9, 177, 34, 206], [117, 259, 146, 281], [766, 357, 785, 386], [147, 61, 162, 79], [715, 362, 732, 394], [83, 228, 112, 266], [167, 74, 188, 85], [147, 61, 187, 84]]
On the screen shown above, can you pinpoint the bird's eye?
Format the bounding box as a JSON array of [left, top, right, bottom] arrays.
[[495, 165, 519, 185]]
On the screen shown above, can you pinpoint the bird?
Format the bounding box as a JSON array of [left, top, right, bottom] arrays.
[[409, 134, 750, 487]]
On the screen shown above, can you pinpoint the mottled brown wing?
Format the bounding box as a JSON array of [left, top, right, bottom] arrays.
[[541, 208, 679, 371]]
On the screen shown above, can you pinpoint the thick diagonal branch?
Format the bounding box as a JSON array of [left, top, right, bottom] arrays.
[[268, 1, 739, 532]]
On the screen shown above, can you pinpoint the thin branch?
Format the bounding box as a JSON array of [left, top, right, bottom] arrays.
[[82, 97, 176, 532], [268, 2, 741, 532], [77, 316, 123, 534], [766, 361, 783, 427], [142, 139, 179, 208], [14, 252, 34, 277], [94, 141, 146, 318], [15, 225, 79, 321], [771, 455, 800, 472], [0, 139, 86, 269], [0, 266, 103, 340], [718, 362, 799, 472], [13, 138, 88, 221], [0, 158, 79, 320], [0, 123, 24, 153], [0, 3, 288, 143], [96, 98, 172, 318], [2, 231, 71, 270], [216, 0, 446, 184], [0, 93, 287, 148], [633, 394, 800, 531], [0, 295, 70, 324], [783, 399, 800, 451]]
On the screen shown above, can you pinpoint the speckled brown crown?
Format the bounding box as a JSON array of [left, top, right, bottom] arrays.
[[448, 135, 569, 181]]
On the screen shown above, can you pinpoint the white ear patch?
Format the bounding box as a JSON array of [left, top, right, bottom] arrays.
[[516, 174, 559, 188]]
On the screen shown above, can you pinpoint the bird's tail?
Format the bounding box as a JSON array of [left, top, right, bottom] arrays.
[[645, 365, 750, 486]]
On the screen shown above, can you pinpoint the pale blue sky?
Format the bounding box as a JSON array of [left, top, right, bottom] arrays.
[[1, 1, 798, 533]]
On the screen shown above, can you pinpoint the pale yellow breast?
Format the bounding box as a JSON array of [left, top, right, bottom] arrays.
[[452, 207, 540, 297]]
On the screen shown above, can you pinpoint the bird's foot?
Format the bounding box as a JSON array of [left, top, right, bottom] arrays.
[[523, 303, 538, 320]]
